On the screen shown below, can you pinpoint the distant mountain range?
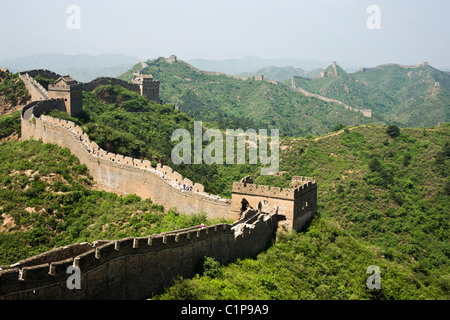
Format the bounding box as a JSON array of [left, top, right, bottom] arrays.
[[0, 53, 140, 82]]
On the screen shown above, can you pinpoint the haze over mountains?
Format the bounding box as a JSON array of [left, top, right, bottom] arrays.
[[0, 53, 362, 82], [0, 53, 140, 82]]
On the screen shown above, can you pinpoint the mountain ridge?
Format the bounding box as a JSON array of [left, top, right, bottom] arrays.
[[289, 61, 450, 127]]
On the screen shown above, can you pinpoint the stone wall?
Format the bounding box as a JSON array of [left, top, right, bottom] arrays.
[[360, 62, 429, 72], [290, 83, 372, 118], [21, 107, 231, 220], [0, 211, 278, 299]]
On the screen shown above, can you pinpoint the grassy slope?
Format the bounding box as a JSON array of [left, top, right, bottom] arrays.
[[154, 124, 450, 300]]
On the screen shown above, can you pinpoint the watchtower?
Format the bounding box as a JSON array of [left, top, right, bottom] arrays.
[[231, 176, 317, 232], [131, 71, 160, 103], [48, 76, 83, 116]]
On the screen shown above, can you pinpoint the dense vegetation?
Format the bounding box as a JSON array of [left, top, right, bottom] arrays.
[[44, 84, 449, 300], [289, 63, 450, 127], [0, 110, 21, 140], [154, 124, 450, 299], [119, 59, 378, 137], [154, 217, 442, 299], [0, 70, 30, 110]]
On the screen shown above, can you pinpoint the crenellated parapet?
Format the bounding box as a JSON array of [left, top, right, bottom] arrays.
[[21, 101, 228, 222], [18, 73, 49, 101], [232, 182, 296, 199], [0, 211, 278, 299], [231, 176, 317, 231], [232, 178, 316, 200]]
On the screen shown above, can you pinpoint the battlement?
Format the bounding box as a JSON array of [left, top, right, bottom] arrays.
[[232, 179, 316, 200], [18, 73, 48, 101], [48, 82, 83, 91]]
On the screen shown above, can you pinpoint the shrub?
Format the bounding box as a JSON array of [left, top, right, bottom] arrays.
[[201, 256, 222, 278], [386, 125, 400, 138], [123, 194, 141, 204]]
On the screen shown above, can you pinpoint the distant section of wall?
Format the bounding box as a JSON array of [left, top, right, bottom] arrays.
[[289, 79, 372, 118], [82, 77, 140, 93], [19, 69, 61, 81], [0, 211, 278, 299]]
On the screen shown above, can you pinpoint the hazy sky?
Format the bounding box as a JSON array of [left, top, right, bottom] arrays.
[[1, 0, 449, 69]]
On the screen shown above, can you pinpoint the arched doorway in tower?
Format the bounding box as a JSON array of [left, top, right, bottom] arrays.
[[240, 198, 249, 213]]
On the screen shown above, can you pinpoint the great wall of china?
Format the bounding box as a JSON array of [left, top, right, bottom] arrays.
[[0, 66, 318, 299], [0, 57, 437, 299]]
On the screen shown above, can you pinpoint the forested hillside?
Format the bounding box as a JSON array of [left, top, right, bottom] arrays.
[[119, 59, 378, 137], [43, 85, 449, 299], [47, 85, 259, 197], [154, 124, 450, 300]]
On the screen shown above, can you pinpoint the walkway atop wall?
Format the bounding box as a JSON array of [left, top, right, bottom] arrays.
[[52, 113, 230, 203]]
